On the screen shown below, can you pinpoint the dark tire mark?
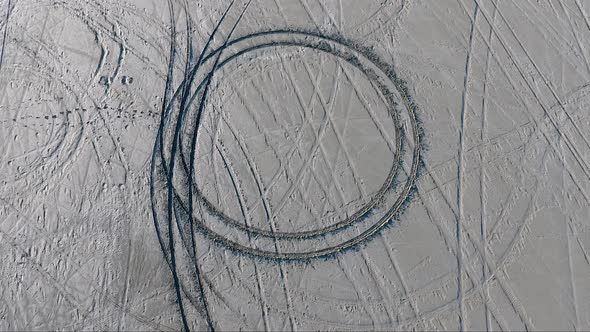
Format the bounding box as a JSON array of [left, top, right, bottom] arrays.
[[152, 29, 421, 260]]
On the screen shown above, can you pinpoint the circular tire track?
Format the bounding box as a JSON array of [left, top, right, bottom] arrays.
[[152, 30, 422, 260]]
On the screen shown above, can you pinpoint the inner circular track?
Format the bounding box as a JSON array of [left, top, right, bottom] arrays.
[[193, 44, 399, 235]]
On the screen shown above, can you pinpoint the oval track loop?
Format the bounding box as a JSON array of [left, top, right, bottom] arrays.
[[153, 30, 422, 260]]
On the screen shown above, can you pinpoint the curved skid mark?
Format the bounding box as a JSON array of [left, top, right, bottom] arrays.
[[153, 29, 421, 261]]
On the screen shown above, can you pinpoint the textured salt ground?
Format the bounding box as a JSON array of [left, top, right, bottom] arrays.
[[0, 0, 589, 331]]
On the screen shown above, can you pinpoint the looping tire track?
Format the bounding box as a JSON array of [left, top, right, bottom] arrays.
[[152, 28, 422, 261]]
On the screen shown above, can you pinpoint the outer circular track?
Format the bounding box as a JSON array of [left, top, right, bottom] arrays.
[[152, 30, 422, 260]]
